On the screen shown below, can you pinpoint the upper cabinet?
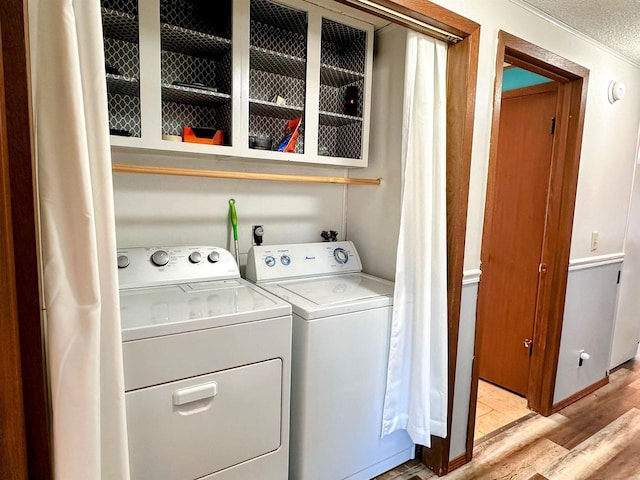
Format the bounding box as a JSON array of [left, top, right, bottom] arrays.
[[101, 0, 373, 167]]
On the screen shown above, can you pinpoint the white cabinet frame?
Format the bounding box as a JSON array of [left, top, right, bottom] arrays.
[[106, 0, 374, 168]]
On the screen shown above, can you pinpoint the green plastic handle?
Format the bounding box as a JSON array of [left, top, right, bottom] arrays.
[[229, 199, 238, 241]]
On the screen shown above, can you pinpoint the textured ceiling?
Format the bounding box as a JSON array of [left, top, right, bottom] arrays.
[[519, 0, 640, 65]]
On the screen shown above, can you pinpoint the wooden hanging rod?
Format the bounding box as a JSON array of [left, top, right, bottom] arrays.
[[112, 164, 381, 186]]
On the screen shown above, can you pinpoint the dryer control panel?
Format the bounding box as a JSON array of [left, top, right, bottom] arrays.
[[245, 241, 362, 283], [117, 246, 239, 289]]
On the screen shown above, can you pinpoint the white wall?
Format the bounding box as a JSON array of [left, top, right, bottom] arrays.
[[113, 152, 347, 269], [346, 24, 406, 281], [429, 0, 640, 271]]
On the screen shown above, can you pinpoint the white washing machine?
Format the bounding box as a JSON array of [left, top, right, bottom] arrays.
[[117, 246, 291, 480], [246, 241, 414, 480]]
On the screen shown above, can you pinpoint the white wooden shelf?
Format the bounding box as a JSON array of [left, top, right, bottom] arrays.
[[320, 64, 365, 87], [319, 111, 362, 127], [250, 46, 306, 79], [249, 99, 304, 119], [162, 83, 231, 106], [161, 24, 231, 59]]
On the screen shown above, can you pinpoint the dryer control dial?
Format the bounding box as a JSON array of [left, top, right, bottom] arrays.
[[189, 251, 202, 264], [333, 247, 349, 264], [151, 250, 170, 267], [208, 251, 220, 263], [265, 256, 276, 267], [117, 255, 130, 269], [280, 255, 291, 266]]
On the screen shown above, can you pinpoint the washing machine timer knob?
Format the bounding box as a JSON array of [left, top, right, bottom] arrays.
[[208, 251, 220, 263], [117, 255, 129, 269], [151, 250, 170, 267], [189, 251, 202, 263], [333, 247, 349, 264], [265, 255, 276, 267], [280, 255, 291, 266]]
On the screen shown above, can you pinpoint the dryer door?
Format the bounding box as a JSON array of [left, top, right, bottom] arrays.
[[126, 359, 282, 480]]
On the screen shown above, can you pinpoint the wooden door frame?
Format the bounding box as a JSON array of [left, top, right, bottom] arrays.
[[0, 18, 29, 480], [1, 0, 52, 478], [466, 31, 589, 461]]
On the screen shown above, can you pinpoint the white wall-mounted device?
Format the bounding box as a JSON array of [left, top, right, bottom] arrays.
[[608, 81, 626, 103]]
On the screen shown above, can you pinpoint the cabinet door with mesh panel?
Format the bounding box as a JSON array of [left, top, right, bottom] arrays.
[[317, 17, 372, 163], [101, 0, 142, 139]]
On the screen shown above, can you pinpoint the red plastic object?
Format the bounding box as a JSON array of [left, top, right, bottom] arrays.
[[182, 127, 224, 145]]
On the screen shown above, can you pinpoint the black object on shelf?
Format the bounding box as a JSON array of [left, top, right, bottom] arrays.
[[252, 134, 272, 150], [171, 81, 218, 92], [105, 63, 121, 75], [321, 230, 338, 242], [110, 128, 132, 137], [344, 86, 358, 116]]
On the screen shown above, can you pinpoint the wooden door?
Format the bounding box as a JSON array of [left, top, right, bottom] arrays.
[[478, 83, 558, 396]]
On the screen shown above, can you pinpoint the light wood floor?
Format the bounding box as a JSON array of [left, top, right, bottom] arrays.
[[375, 351, 640, 480], [474, 379, 530, 440]]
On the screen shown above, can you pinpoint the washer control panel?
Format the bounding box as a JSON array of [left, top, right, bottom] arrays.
[[117, 246, 239, 289], [245, 241, 362, 282]]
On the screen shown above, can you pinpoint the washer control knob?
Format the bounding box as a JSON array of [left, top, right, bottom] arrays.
[[280, 255, 291, 266], [189, 251, 202, 264], [208, 251, 220, 263], [333, 247, 349, 264], [265, 255, 276, 267], [151, 250, 170, 267], [117, 255, 129, 269]]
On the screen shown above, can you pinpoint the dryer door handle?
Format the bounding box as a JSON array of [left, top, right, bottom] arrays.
[[173, 382, 218, 406]]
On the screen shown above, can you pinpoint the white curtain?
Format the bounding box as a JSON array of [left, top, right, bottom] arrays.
[[32, 0, 130, 478], [381, 31, 448, 447]]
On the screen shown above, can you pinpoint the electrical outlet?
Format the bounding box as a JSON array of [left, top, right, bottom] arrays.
[[590, 231, 599, 252]]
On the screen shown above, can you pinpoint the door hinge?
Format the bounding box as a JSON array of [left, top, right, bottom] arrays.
[[551, 117, 556, 134]]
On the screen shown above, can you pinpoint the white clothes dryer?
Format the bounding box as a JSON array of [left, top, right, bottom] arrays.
[[117, 246, 291, 480], [246, 241, 414, 480]]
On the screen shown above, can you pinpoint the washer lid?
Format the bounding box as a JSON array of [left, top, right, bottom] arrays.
[[119, 278, 291, 341], [260, 273, 394, 319]]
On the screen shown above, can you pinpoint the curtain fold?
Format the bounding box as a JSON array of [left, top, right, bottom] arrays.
[[381, 31, 448, 447], [33, 0, 130, 478]]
